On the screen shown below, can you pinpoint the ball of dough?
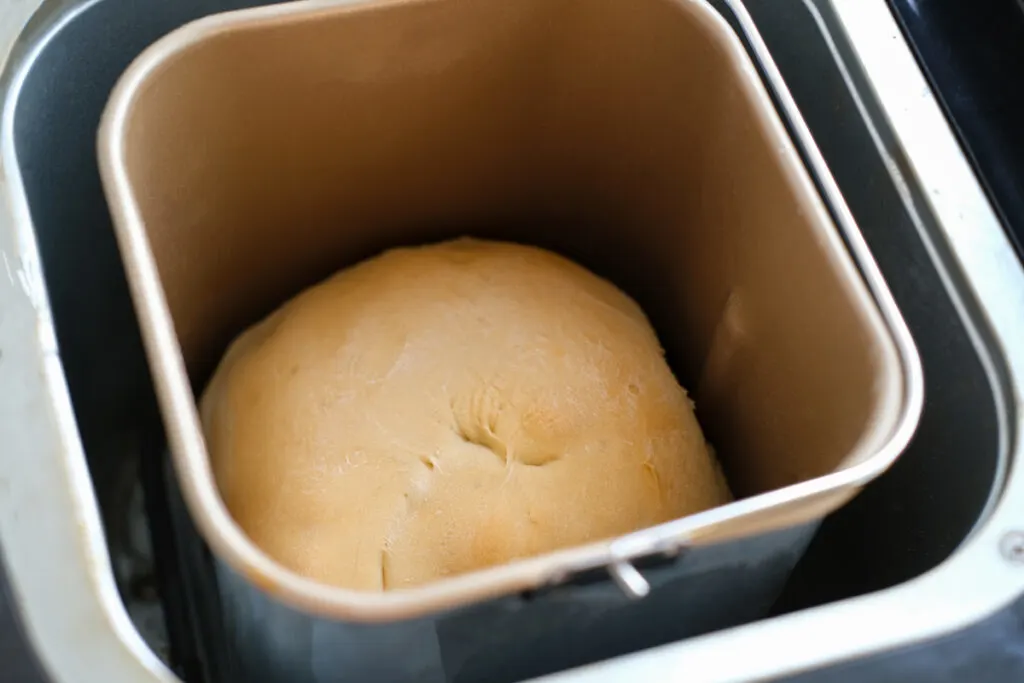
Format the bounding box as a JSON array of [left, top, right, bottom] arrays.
[[200, 239, 730, 591]]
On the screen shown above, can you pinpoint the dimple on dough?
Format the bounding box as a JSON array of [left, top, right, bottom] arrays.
[[200, 238, 732, 592]]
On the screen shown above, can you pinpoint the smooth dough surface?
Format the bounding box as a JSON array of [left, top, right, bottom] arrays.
[[200, 239, 731, 591]]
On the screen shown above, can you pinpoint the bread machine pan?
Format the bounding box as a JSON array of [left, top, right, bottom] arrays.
[[97, 0, 923, 680]]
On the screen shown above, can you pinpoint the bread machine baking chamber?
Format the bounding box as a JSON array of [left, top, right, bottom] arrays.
[[96, 0, 923, 680]]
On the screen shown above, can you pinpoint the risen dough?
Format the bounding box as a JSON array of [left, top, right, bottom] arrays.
[[200, 239, 730, 591]]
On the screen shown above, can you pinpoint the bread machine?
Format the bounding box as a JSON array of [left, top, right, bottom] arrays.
[[1, 0, 1022, 682]]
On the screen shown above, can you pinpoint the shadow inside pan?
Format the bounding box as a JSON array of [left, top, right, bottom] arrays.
[[2, 0, 1003, 679]]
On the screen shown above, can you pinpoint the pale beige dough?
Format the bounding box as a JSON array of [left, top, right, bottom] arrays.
[[200, 238, 731, 591]]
